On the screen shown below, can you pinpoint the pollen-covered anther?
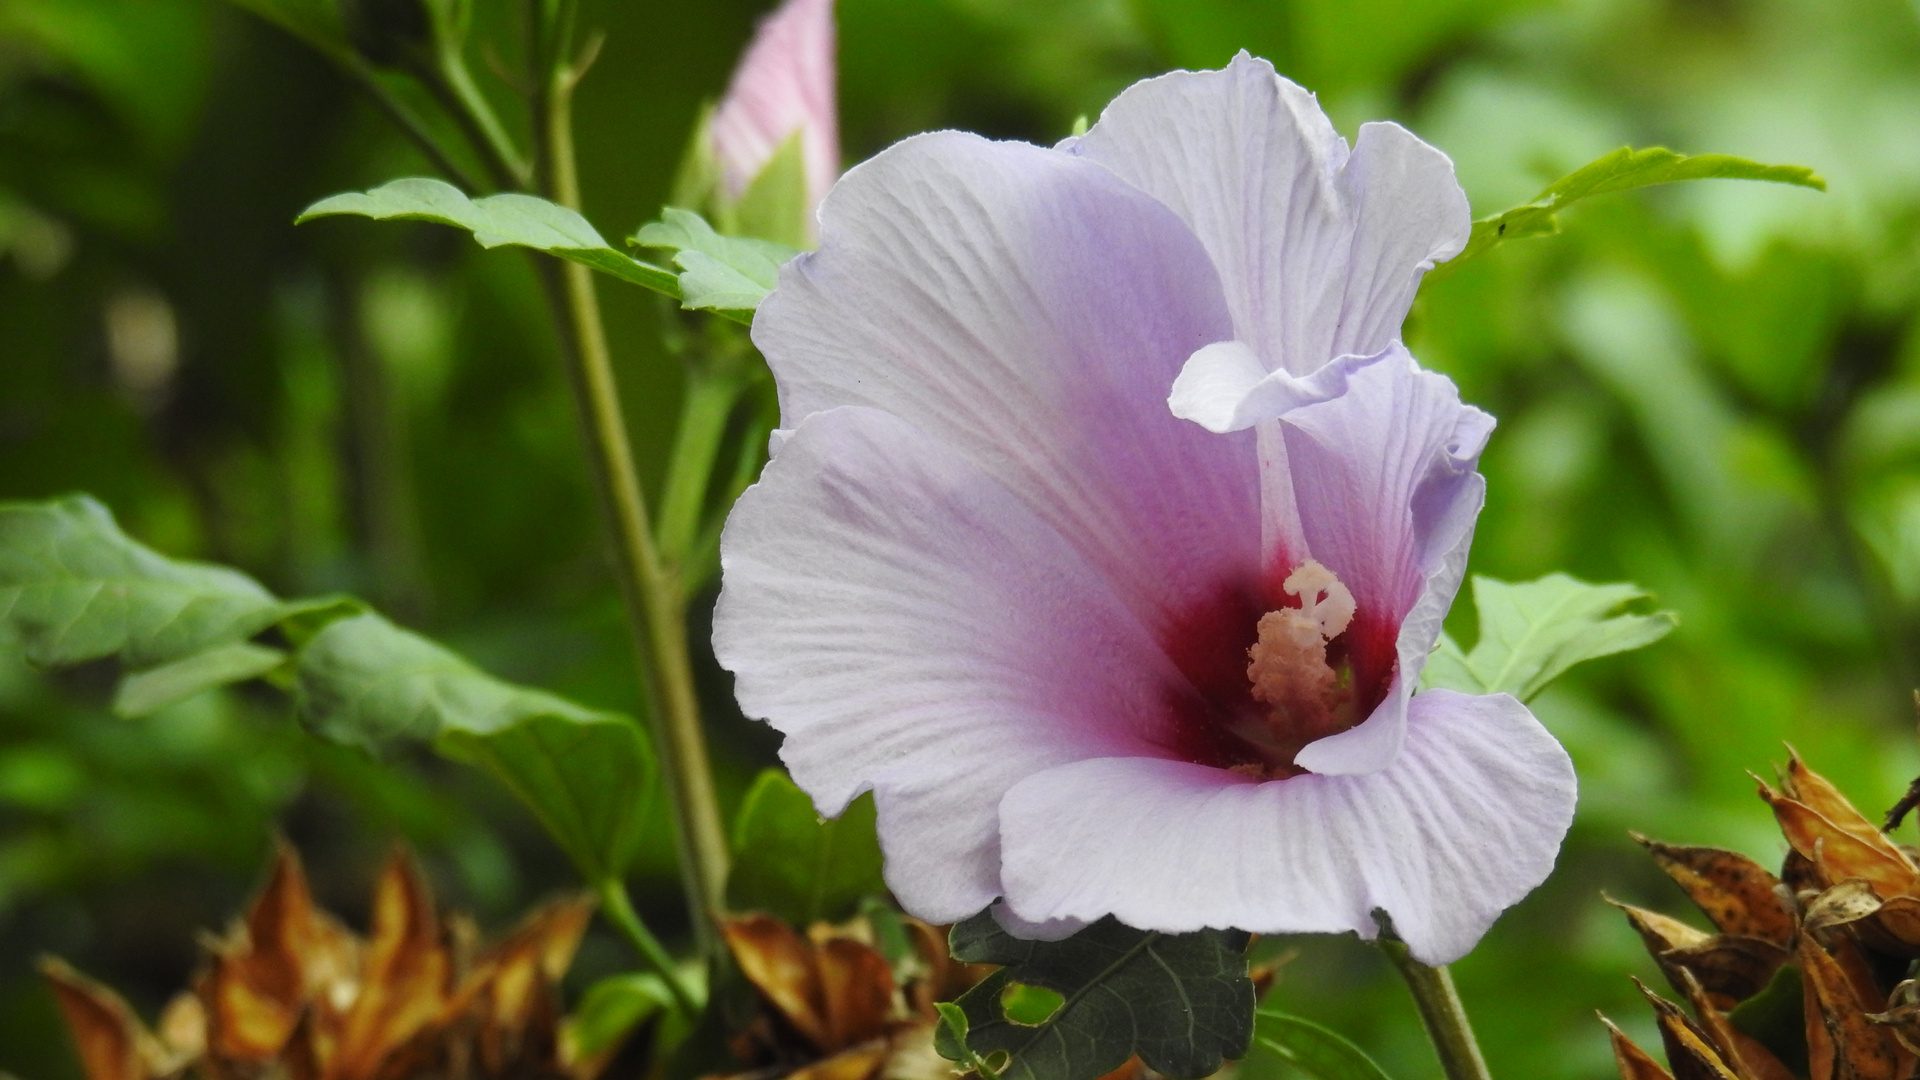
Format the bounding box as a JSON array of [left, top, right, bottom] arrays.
[[1247, 560, 1355, 747]]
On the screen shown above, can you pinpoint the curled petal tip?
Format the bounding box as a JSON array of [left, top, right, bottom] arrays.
[[1167, 340, 1267, 432]]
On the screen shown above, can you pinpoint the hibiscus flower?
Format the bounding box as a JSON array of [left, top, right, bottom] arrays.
[[713, 53, 1576, 965], [708, 0, 839, 238]]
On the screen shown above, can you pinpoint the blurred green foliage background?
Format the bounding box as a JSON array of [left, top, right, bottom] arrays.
[[1, 0, 1917, 1076]]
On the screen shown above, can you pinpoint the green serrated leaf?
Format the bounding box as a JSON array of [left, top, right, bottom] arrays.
[[726, 768, 885, 925], [0, 495, 659, 887], [566, 972, 676, 1063], [0, 495, 287, 670], [937, 1002, 1007, 1080], [1419, 573, 1678, 701], [272, 594, 371, 648], [439, 712, 655, 883], [298, 178, 683, 297], [633, 207, 796, 322], [1247, 1010, 1395, 1080], [935, 912, 1254, 1080], [113, 640, 288, 717], [296, 611, 656, 881], [1446, 146, 1825, 268]]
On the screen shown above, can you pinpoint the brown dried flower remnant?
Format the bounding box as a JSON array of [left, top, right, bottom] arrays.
[[43, 843, 600, 1080], [1604, 751, 1920, 1080], [717, 911, 992, 1080]]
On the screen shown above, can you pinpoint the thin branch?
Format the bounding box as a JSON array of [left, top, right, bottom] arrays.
[[532, 44, 732, 956], [341, 55, 486, 192]]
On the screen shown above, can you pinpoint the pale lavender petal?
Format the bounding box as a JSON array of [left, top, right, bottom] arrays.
[[1171, 344, 1379, 434], [990, 902, 1086, 941], [710, 0, 839, 214], [1067, 52, 1469, 377], [1246, 346, 1490, 775], [753, 132, 1258, 630], [1294, 470, 1483, 775], [1336, 121, 1475, 354], [714, 405, 1184, 923], [997, 689, 1576, 964], [1167, 340, 1267, 433]]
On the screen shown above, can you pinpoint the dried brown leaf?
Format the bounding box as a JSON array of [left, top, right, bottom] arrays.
[[1757, 780, 1919, 900], [1873, 891, 1920, 941], [471, 896, 595, 1034], [1867, 980, 1920, 1057], [201, 844, 362, 1065], [900, 919, 990, 1020], [1798, 934, 1905, 1080], [463, 895, 592, 1079], [1635, 835, 1796, 946], [155, 994, 204, 1061], [1784, 849, 1824, 902], [1661, 936, 1790, 1010], [786, 1040, 890, 1080], [816, 938, 897, 1050], [199, 950, 299, 1062], [1634, 979, 1742, 1080], [1603, 1014, 1677, 1080], [1674, 967, 1796, 1080], [332, 848, 454, 1080], [1610, 897, 1784, 1008], [879, 1020, 955, 1080], [1805, 880, 1887, 934], [1088, 1056, 1147, 1080], [1611, 898, 1715, 954], [726, 913, 833, 1051], [1785, 753, 1898, 853], [41, 958, 167, 1080]]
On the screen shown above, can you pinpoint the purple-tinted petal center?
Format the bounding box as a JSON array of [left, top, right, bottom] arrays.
[[1154, 558, 1399, 778]]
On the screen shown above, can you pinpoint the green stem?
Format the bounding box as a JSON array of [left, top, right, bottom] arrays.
[[1379, 938, 1495, 1080], [686, 391, 774, 588], [597, 877, 702, 1017], [536, 47, 732, 955], [656, 369, 744, 563], [428, 47, 532, 189]]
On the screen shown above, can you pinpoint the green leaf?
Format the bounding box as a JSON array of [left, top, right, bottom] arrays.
[[112, 640, 287, 717], [566, 972, 677, 1063], [726, 768, 885, 925], [1420, 573, 1678, 701], [934, 911, 1255, 1080], [1246, 1010, 1395, 1080], [0, 495, 658, 886], [295, 611, 656, 881], [937, 1002, 1007, 1080], [668, 103, 724, 213], [218, 0, 350, 58], [729, 132, 811, 250], [1448, 147, 1826, 267], [298, 179, 682, 297], [633, 208, 797, 322], [0, 495, 286, 670]]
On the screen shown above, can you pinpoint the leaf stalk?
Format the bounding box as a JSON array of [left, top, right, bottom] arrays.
[[426, 45, 531, 189], [597, 877, 703, 1018], [340, 55, 487, 193], [656, 365, 746, 565]]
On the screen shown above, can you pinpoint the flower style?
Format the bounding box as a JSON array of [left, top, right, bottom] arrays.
[[709, 0, 839, 232], [714, 54, 1577, 965]]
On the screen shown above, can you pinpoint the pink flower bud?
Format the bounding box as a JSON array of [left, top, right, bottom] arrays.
[[709, 0, 839, 223]]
